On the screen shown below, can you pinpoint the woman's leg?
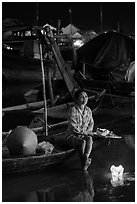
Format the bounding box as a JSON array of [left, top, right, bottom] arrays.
[[77, 139, 86, 167], [84, 136, 93, 158], [67, 135, 86, 167], [82, 136, 93, 171]]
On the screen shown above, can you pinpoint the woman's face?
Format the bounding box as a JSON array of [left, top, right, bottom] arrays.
[[77, 92, 88, 106]]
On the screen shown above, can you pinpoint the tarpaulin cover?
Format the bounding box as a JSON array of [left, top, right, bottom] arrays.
[[76, 31, 135, 81]]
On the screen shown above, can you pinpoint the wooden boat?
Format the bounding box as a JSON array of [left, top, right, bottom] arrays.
[[2, 144, 76, 176], [2, 125, 121, 176], [2, 100, 45, 115], [2, 119, 76, 176], [3, 89, 105, 115]]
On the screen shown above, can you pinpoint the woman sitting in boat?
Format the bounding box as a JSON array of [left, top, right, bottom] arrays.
[[66, 90, 94, 171]]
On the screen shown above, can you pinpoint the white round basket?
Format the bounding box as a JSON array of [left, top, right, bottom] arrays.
[[96, 128, 110, 136]]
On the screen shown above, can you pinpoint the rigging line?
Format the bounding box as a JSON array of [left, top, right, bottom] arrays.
[[91, 90, 106, 115], [92, 99, 103, 114], [107, 76, 117, 109], [96, 91, 105, 110], [106, 76, 119, 131]]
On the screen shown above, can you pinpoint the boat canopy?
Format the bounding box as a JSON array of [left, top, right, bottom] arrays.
[[76, 31, 135, 81]]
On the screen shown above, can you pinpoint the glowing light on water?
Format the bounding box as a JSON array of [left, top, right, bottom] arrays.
[[110, 165, 124, 187], [110, 165, 124, 179]]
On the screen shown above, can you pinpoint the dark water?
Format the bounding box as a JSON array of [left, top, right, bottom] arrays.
[[2, 82, 135, 202]]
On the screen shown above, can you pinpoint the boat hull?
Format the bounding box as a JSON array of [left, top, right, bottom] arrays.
[[2, 146, 75, 176], [2, 129, 107, 176]]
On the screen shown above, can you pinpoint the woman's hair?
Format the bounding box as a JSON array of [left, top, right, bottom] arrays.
[[74, 89, 85, 100]]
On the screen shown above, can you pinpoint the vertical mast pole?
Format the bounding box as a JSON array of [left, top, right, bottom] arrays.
[[69, 8, 72, 37], [36, 2, 39, 25], [100, 3, 103, 33], [39, 41, 48, 136]]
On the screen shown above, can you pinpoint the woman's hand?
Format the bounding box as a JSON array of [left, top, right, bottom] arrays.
[[84, 130, 94, 136]]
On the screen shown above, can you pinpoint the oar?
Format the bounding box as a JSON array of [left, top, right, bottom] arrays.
[[39, 40, 48, 136]]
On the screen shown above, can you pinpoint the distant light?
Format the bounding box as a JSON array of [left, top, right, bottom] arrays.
[[73, 39, 84, 48], [25, 30, 31, 36], [5, 45, 13, 50], [110, 165, 124, 187]]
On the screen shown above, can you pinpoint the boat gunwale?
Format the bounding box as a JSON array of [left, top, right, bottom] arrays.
[[2, 148, 75, 162]]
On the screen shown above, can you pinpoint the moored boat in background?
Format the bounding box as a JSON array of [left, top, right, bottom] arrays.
[[75, 31, 135, 97]]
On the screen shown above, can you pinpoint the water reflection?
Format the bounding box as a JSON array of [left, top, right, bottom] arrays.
[[36, 171, 94, 202], [124, 134, 135, 150], [4, 171, 94, 202], [110, 177, 124, 187], [5, 191, 39, 202], [94, 171, 135, 202], [4, 169, 134, 202]]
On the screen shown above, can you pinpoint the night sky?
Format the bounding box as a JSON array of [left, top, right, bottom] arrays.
[[2, 2, 135, 35]]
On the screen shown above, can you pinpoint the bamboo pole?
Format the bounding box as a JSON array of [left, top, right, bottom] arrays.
[[100, 3, 103, 33], [82, 60, 86, 76], [47, 65, 54, 106], [39, 41, 48, 136]]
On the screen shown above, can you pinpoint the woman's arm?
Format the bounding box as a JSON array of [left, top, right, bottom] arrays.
[[68, 107, 82, 134], [84, 109, 94, 135]]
